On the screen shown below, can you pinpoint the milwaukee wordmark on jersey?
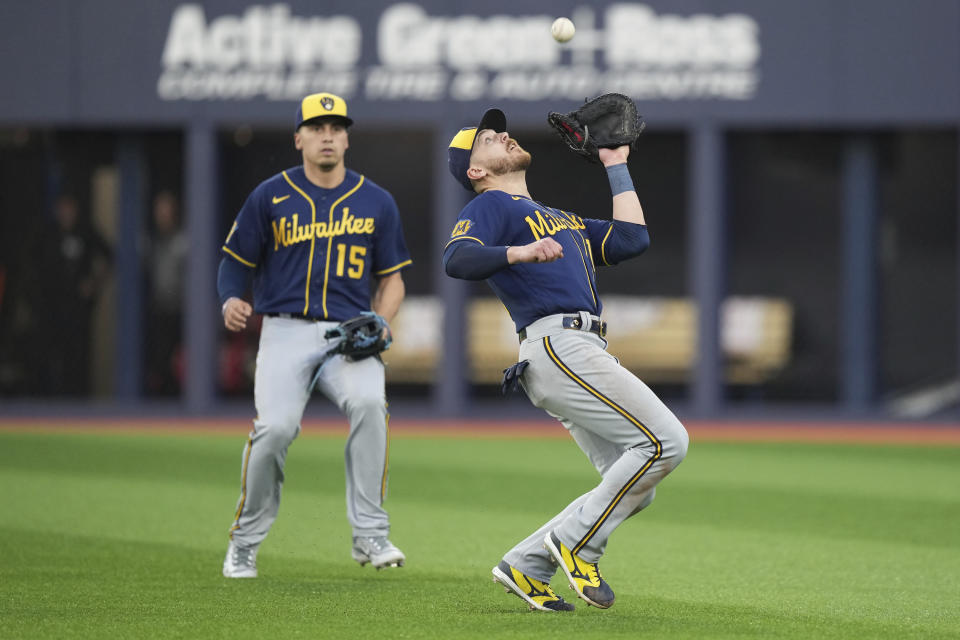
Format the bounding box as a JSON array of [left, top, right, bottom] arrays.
[[443, 190, 648, 332], [224, 167, 411, 320]]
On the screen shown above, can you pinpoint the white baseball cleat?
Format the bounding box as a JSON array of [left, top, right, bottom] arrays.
[[351, 536, 406, 569], [222, 540, 258, 578]]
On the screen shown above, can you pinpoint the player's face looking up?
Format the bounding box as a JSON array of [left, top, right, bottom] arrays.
[[295, 119, 349, 171], [470, 129, 532, 178]]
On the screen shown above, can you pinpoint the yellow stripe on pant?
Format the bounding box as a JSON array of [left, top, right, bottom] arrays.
[[380, 408, 390, 502], [229, 434, 254, 534], [543, 336, 662, 554]]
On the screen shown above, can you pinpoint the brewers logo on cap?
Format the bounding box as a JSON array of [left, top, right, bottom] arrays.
[[296, 92, 354, 130]]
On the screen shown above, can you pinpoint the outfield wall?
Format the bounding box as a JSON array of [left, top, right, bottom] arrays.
[[0, 1, 957, 418]]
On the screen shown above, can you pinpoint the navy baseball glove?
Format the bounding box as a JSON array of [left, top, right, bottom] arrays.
[[547, 93, 645, 163], [325, 312, 392, 361]]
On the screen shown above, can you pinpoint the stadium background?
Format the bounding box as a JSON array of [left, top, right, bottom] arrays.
[[0, 0, 957, 422], [2, 7, 958, 637]]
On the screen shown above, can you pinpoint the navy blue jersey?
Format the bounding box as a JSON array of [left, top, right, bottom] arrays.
[[444, 190, 648, 331], [223, 167, 411, 321]]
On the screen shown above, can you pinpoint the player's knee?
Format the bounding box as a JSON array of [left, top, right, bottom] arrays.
[[342, 392, 387, 421], [629, 488, 656, 516], [656, 415, 689, 465], [252, 417, 301, 446], [673, 421, 690, 463], [636, 417, 688, 476]]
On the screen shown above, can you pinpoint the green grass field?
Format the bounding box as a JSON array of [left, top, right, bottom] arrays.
[[1, 426, 958, 639]]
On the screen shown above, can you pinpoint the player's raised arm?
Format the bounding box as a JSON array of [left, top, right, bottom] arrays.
[[577, 145, 651, 266], [547, 93, 647, 226], [599, 146, 645, 225]]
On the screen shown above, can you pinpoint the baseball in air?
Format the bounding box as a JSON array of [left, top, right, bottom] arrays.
[[551, 17, 575, 43]]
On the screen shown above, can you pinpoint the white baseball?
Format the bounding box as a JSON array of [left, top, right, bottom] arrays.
[[551, 17, 575, 43]]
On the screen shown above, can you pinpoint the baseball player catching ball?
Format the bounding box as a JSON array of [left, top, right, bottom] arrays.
[[444, 106, 689, 611], [218, 92, 412, 577]]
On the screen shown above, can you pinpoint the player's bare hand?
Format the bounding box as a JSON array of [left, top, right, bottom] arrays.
[[223, 297, 253, 332], [599, 145, 630, 167], [508, 237, 564, 264]]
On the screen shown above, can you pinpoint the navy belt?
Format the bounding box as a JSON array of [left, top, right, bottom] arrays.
[[265, 312, 325, 322], [518, 315, 607, 342]]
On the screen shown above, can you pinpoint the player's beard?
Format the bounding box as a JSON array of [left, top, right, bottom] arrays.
[[310, 148, 343, 171], [317, 156, 340, 171], [488, 147, 532, 176]]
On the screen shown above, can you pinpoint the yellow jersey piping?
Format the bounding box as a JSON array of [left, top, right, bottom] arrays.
[[222, 246, 256, 268], [444, 235, 485, 250], [322, 176, 365, 317], [600, 224, 614, 266], [282, 171, 318, 315], [545, 210, 597, 308], [375, 259, 412, 276]]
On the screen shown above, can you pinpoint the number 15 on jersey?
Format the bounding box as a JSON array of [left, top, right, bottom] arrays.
[[335, 243, 366, 279]]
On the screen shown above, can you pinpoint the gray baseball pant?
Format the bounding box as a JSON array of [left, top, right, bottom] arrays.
[[503, 312, 689, 582], [228, 316, 392, 549]]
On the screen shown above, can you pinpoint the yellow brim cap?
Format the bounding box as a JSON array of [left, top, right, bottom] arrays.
[[447, 108, 506, 191]]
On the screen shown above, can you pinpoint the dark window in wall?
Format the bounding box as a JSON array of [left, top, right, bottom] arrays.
[[879, 130, 957, 398], [0, 128, 183, 397], [524, 131, 688, 296], [0, 130, 118, 398], [216, 128, 293, 398], [727, 132, 843, 403], [347, 128, 434, 295], [0, 129, 49, 397], [142, 133, 185, 398], [0, 129, 184, 399]]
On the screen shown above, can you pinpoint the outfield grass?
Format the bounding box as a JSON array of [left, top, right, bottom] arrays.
[[0, 426, 958, 639]]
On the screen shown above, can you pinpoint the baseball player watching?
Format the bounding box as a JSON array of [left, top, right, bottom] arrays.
[[443, 108, 689, 611], [218, 92, 412, 577]]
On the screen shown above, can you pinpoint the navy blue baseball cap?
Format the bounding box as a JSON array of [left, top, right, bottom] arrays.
[[296, 92, 354, 130], [447, 108, 507, 191]]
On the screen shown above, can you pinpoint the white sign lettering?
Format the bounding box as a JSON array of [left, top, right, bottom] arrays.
[[157, 2, 761, 102]]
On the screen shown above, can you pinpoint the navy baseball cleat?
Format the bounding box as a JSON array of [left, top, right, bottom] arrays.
[[544, 532, 615, 609], [491, 560, 575, 612], [222, 540, 258, 578], [352, 536, 405, 569]]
